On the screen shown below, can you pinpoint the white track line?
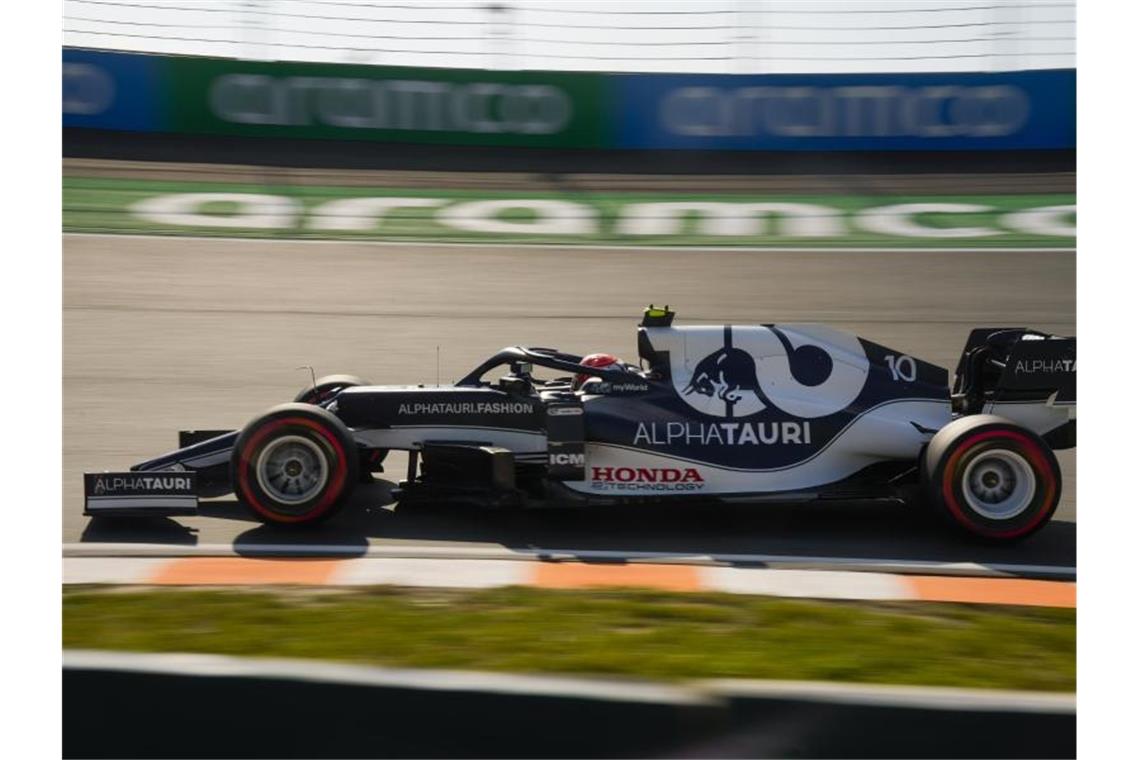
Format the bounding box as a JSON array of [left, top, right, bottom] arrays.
[[697, 678, 1075, 712], [63, 650, 1075, 711], [63, 650, 713, 705], [61, 542, 1075, 579], [63, 232, 1074, 255]]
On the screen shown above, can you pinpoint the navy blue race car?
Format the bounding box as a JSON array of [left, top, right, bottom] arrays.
[[84, 306, 1075, 542]]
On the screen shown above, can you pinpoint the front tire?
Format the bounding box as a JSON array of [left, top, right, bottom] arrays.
[[293, 375, 386, 479], [922, 415, 1061, 542], [231, 403, 359, 526]]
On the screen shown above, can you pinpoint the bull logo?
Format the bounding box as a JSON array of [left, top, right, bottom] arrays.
[[673, 325, 848, 420], [658, 324, 869, 422], [684, 346, 763, 403]]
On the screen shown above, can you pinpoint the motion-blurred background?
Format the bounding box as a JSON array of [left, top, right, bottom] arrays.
[[64, 0, 1073, 72], [62, 0, 1075, 238]]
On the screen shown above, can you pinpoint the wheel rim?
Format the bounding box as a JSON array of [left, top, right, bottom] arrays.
[[961, 448, 1036, 520], [255, 435, 329, 505]]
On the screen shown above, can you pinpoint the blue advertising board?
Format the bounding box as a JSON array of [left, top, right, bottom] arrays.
[[614, 69, 1075, 151], [63, 49, 163, 131]]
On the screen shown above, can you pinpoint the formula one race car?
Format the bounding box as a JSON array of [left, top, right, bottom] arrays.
[[83, 307, 1075, 542]]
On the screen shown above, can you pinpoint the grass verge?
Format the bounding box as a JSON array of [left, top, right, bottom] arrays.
[[64, 585, 1074, 691]]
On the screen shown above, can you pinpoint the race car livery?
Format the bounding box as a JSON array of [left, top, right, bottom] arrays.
[[84, 306, 1075, 541]]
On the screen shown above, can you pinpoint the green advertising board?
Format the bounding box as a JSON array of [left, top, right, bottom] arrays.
[[165, 56, 606, 148]]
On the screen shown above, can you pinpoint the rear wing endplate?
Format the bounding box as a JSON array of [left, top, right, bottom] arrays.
[[998, 336, 1076, 405]]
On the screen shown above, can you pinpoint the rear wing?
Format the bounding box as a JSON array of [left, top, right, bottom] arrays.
[[952, 328, 1075, 414]]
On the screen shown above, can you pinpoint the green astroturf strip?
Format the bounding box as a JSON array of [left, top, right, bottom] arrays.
[[62, 176, 1075, 248], [64, 586, 1075, 691]]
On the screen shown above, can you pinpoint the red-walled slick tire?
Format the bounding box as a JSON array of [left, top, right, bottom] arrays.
[[292, 375, 386, 479], [922, 415, 1061, 542], [231, 403, 359, 526]]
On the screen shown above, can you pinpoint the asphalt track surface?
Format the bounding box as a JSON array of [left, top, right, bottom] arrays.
[[64, 234, 1075, 570]]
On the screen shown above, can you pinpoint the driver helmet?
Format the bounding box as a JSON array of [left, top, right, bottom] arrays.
[[574, 352, 621, 390]]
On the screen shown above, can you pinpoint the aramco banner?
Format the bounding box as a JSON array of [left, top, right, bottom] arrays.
[[62, 49, 1075, 151], [613, 69, 1075, 151], [164, 56, 607, 148]]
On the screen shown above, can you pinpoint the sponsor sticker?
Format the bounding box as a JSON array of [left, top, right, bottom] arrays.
[[87, 473, 194, 495], [397, 401, 532, 416], [591, 466, 705, 492], [633, 421, 811, 446], [591, 381, 651, 395], [83, 471, 199, 516], [550, 452, 585, 467], [546, 439, 586, 481], [1014, 359, 1075, 374]]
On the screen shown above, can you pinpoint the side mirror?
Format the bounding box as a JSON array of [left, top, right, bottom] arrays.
[[499, 375, 532, 396]]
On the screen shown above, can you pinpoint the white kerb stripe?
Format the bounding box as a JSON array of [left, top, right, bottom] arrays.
[[65, 557, 172, 585], [331, 558, 527, 588], [701, 567, 911, 601]]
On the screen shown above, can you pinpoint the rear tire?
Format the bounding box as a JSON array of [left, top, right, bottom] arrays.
[[231, 403, 359, 526], [922, 415, 1061, 542]]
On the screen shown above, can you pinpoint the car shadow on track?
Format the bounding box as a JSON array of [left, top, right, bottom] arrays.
[[362, 496, 1075, 570], [80, 516, 199, 545], [78, 478, 1076, 570]]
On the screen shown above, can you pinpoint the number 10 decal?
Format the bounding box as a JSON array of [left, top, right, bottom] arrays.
[[885, 354, 917, 383]]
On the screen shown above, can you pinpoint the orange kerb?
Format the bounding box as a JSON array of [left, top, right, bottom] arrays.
[[148, 557, 343, 586], [906, 575, 1076, 608], [531, 562, 701, 592]]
